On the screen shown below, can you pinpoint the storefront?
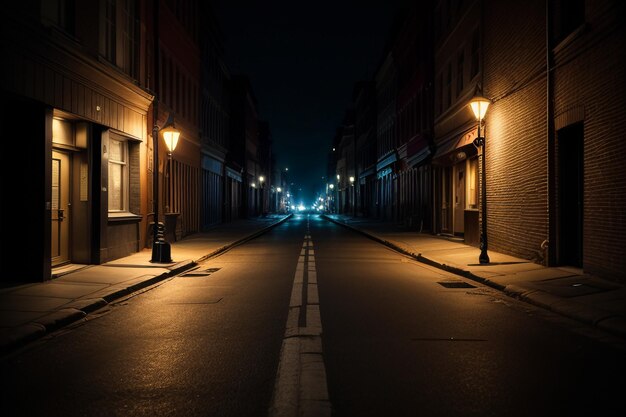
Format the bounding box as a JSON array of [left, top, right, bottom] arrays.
[[432, 127, 480, 246]]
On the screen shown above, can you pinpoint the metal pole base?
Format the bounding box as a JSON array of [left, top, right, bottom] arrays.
[[151, 240, 172, 263], [479, 249, 490, 264]]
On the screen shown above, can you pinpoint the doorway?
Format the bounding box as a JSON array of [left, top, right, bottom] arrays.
[[440, 167, 452, 233], [51, 150, 71, 266], [454, 162, 466, 235], [557, 123, 583, 267]]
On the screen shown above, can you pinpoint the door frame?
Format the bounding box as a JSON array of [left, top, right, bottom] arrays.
[[51, 149, 72, 266]]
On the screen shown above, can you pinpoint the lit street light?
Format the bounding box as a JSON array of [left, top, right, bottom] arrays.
[[151, 114, 180, 263], [259, 175, 265, 216], [349, 176, 355, 217], [470, 94, 491, 264]]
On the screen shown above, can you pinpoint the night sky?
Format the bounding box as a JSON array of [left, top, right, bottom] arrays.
[[212, 0, 412, 204]]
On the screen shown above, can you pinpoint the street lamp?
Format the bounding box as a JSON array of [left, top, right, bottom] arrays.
[[151, 114, 180, 263], [470, 94, 491, 264], [349, 176, 355, 217], [259, 175, 265, 216], [328, 183, 334, 213]]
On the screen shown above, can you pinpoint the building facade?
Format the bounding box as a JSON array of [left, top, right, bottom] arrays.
[[199, 2, 230, 231], [375, 51, 398, 221], [431, 0, 483, 245], [1, 0, 153, 282], [393, 4, 434, 232], [229, 75, 261, 218], [1, 0, 271, 283], [353, 81, 377, 218]]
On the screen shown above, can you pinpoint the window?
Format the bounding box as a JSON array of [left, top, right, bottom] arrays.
[[446, 62, 452, 108], [470, 29, 480, 79], [434, 5, 442, 42], [552, 0, 584, 44], [437, 73, 443, 116], [108, 137, 128, 212], [100, 0, 138, 78], [468, 157, 478, 209], [41, 0, 75, 34], [102, 0, 116, 61], [456, 50, 464, 96]]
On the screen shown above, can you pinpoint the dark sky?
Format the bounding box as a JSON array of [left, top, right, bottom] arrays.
[[212, 0, 411, 204]]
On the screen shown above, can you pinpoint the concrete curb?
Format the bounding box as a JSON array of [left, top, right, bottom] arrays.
[[195, 214, 293, 263], [1, 215, 292, 356], [321, 214, 626, 340]]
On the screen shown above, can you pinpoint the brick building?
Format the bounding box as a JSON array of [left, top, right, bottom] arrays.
[[483, 0, 626, 281]]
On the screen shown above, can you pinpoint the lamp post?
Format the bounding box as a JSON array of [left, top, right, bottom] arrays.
[[328, 183, 334, 213], [470, 95, 491, 264], [335, 174, 343, 214], [349, 176, 355, 217], [259, 175, 265, 216], [151, 115, 180, 263]]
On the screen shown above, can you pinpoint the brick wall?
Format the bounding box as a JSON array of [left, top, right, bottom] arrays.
[[553, 0, 626, 281], [483, 0, 548, 262]]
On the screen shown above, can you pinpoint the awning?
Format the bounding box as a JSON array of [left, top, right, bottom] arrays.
[[376, 151, 397, 172], [407, 146, 431, 168], [202, 155, 223, 175], [432, 127, 478, 165], [358, 166, 375, 180], [226, 166, 242, 182]]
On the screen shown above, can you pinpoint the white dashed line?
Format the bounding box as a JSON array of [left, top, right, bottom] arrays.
[[269, 215, 331, 417]]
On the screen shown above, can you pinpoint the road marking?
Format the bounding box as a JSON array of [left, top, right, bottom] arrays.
[[269, 215, 331, 417]]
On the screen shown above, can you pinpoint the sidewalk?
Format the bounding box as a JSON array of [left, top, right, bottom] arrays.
[[323, 213, 626, 341], [0, 214, 292, 355]]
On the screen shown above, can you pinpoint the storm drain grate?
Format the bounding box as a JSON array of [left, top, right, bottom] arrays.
[[437, 281, 476, 289], [181, 267, 222, 277]]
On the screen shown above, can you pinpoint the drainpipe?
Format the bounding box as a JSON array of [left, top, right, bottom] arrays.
[[546, 0, 555, 266]]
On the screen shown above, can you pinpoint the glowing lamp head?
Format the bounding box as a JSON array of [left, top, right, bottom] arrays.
[[469, 96, 490, 121], [160, 121, 180, 153]]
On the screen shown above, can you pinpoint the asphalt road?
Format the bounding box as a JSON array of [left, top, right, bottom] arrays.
[[1, 213, 624, 417], [310, 214, 626, 416]]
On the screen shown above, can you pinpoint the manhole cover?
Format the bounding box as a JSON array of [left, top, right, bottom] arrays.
[[438, 281, 476, 288], [181, 267, 221, 277]]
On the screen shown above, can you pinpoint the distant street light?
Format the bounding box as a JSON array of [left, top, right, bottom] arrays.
[[328, 183, 335, 212], [349, 176, 355, 216], [259, 176, 265, 216]]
